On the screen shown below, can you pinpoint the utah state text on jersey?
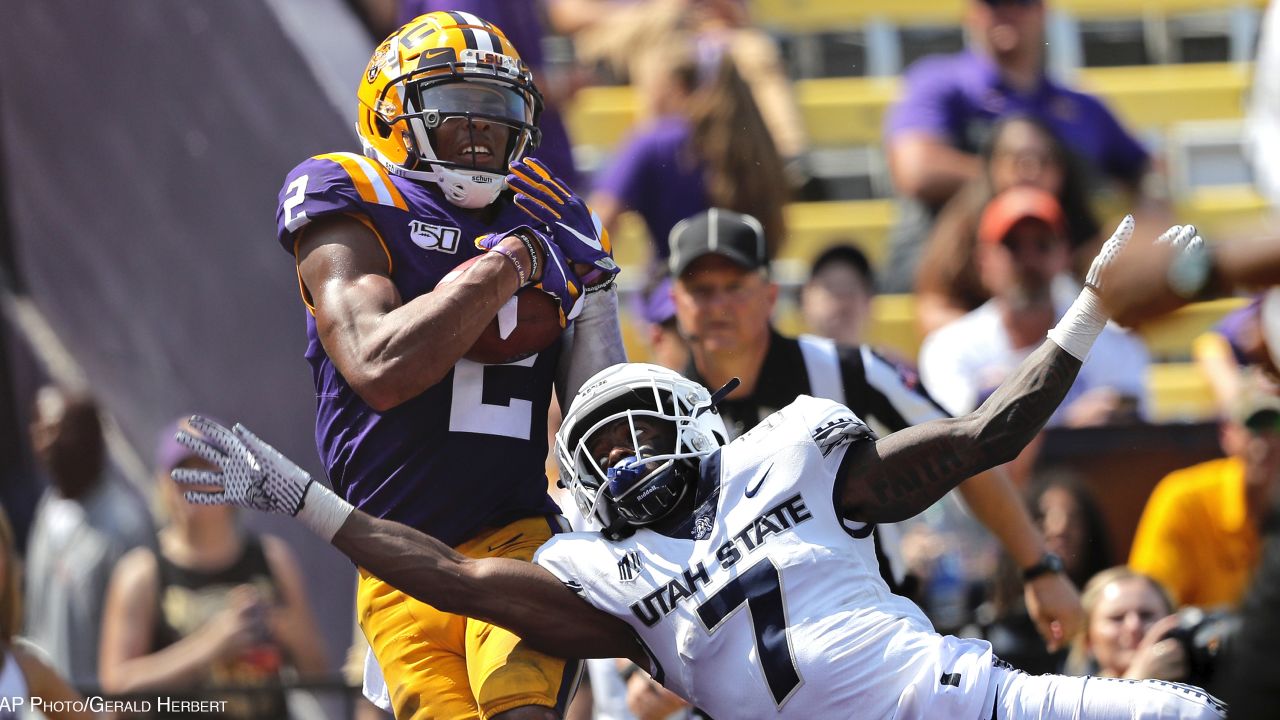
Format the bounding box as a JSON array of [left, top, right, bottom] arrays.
[[629, 493, 813, 627]]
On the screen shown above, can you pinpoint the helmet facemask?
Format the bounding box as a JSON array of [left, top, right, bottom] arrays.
[[360, 43, 543, 208], [557, 365, 728, 539]]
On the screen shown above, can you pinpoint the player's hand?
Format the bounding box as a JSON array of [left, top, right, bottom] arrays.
[[172, 416, 312, 516], [476, 227, 584, 327], [1084, 214, 1136, 292], [1023, 572, 1083, 653], [507, 158, 620, 283], [1098, 222, 1207, 328]]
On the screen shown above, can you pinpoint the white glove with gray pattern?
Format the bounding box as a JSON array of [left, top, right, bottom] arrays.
[[173, 415, 311, 516]]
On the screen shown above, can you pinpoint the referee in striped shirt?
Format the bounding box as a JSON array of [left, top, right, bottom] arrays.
[[666, 208, 1082, 651]]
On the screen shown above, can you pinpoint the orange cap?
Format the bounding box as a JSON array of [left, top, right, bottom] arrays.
[[978, 186, 1065, 246]]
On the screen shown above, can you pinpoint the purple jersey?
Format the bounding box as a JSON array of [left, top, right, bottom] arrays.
[[275, 152, 561, 545]]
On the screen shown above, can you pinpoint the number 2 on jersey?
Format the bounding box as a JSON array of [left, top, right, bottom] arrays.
[[696, 558, 802, 707]]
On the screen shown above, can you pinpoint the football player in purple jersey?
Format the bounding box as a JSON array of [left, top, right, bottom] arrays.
[[273, 11, 621, 720]]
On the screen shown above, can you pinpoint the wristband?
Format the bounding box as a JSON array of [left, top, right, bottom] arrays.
[[1021, 552, 1066, 582], [1047, 287, 1108, 362], [491, 245, 528, 287], [511, 230, 541, 284], [297, 481, 355, 542]]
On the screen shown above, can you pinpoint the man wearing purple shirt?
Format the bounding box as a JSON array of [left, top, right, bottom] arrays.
[[881, 0, 1153, 292], [591, 116, 711, 262]]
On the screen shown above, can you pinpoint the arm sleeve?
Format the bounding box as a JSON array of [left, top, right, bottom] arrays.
[[556, 285, 627, 410]]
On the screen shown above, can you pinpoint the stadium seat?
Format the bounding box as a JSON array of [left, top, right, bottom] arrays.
[[565, 62, 1252, 153]]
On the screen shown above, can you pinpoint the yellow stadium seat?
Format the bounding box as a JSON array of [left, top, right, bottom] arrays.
[[747, 0, 1267, 32], [1146, 362, 1218, 423], [565, 63, 1251, 151]]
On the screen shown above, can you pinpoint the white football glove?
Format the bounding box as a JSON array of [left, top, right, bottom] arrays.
[[173, 415, 311, 516], [1084, 214, 1136, 291], [1155, 223, 1204, 252]]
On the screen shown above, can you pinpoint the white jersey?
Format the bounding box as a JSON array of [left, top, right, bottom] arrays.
[[535, 396, 994, 720]]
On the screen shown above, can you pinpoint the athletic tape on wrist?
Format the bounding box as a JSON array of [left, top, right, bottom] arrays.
[[1047, 287, 1108, 361], [297, 482, 354, 542]]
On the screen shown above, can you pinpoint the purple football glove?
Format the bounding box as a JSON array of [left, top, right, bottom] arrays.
[[507, 158, 619, 281]]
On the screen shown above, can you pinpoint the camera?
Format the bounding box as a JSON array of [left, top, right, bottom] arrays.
[[1161, 607, 1242, 690]]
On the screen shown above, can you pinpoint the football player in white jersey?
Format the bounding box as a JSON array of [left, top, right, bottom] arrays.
[[171, 217, 1225, 719]]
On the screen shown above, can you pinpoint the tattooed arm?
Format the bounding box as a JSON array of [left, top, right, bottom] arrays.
[[839, 340, 1081, 523], [839, 215, 1135, 524]]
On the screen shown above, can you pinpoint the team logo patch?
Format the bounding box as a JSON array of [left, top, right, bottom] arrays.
[[367, 40, 396, 83], [618, 550, 643, 582], [408, 220, 461, 253], [693, 515, 714, 540]]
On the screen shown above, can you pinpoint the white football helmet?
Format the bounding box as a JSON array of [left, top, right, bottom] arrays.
[[557, 363, 728, 538]]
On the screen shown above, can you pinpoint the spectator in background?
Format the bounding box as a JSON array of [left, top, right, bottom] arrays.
[[22, 384, 155, 689], [589, 36, 789, 269], [915, 116, 1101, 336], [1067, 567, 1181, 680], [1129, 376, 1280, 608], [919, 188, 1149, 433], [99, 418, 326, 719], [554, 0, 810, 178], [800, 243, 876, 347], [670, 207, 1083, 648], [1193, 296, 1269, 424], [397, 1, 584, 190], [0, 504, 92, 720], [981, 472, 1113, 674], [882, 0, 1155, 293]]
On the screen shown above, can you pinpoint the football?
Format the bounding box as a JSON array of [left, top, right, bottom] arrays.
[[438, 253, 564, 364]]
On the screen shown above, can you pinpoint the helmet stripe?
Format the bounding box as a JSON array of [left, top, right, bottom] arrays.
[[454, 11, 497, 53], [444, 11, 479, 50]]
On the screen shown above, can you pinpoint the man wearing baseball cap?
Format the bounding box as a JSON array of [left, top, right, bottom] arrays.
[[920, 186, 1150, 429], [668, 207, 1086, 649]]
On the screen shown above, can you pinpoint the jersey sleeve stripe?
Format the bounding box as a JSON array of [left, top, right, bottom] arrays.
[[317, 152, 408, 211]]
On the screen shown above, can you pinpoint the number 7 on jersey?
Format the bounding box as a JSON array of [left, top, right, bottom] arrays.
[[696, 558, 803, 707]]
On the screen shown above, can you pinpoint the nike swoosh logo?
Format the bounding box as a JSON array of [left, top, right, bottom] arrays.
[[422, 48, 452, 61], [556, 221, 603, 251], [744, 463, 773, 498], [487, 533, 524, 553]]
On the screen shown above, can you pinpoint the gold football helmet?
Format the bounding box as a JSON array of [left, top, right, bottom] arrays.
[[357, 11, 543, 208]]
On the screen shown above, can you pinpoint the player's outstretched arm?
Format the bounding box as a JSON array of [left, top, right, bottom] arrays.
[[840, 216, 1134, 524], [172, 417, 645, 664]]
